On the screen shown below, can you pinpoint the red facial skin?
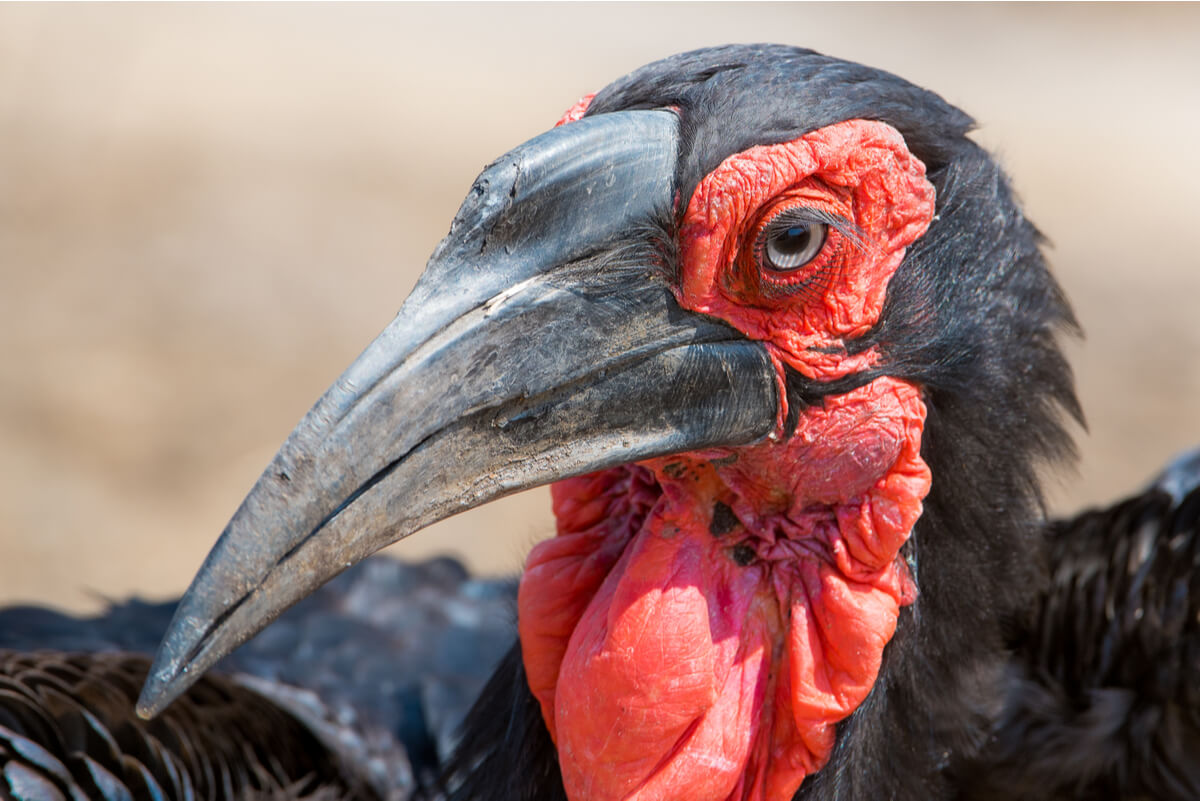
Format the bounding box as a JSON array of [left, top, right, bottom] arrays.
[[556, 94, 596, 126], [520, 104, 936, 801]]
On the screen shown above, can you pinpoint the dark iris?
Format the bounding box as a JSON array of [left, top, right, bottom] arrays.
[[764, 222, 827, 271]]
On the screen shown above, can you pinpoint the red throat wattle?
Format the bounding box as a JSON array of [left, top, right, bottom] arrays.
[[520, 102, 936, 801]]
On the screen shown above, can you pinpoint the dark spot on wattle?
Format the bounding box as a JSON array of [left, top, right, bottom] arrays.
[[709, 502, 739, 537], [662, 462, 687, 479], [731, 544, 756, 566]]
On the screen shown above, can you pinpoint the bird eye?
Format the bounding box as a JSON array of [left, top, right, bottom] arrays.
[[763, 222, 827, 272]]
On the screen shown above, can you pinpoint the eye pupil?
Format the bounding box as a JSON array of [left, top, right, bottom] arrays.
[[781, 227, 810, 251], [764, 222, 826, 271]]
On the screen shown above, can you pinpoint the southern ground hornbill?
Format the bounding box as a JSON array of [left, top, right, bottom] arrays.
[[3, 44, 1199, 800]]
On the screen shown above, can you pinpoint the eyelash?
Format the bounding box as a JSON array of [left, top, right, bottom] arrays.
[[756, 219, 827, 273], [748, 206, 855, 299]]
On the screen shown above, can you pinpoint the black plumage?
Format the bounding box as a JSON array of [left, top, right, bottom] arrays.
[[1, 559, 514, 801], [961, 455, 1200, 800], [3, 43, 1198, 801], [1, 650, 375, 801]]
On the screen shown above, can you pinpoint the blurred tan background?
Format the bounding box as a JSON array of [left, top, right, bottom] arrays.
[[2, 4, 1198, 612]]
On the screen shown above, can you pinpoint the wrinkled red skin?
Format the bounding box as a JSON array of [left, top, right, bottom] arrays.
[[556, 94, 596, 126], [520, 101, 936, 801]]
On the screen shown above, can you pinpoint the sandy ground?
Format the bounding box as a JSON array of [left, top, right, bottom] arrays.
[[1, 4, 1198, 612]]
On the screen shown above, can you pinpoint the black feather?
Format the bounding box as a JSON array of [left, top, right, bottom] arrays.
[[586, 44, 973, 208], [0, 650, 378, 801], [0, 558, 516, 801], [958, 460, 1200, 800]]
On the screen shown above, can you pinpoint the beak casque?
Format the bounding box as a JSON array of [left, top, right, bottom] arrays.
[[137, 110, 779, 717]]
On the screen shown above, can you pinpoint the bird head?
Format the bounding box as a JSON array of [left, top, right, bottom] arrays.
[[138, 45, 1080, 801]]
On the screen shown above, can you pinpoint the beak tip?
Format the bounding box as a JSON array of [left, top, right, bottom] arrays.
[[135, 638, 195, 719], [135, 680, 169, 720], [136, 665, 189, 719]]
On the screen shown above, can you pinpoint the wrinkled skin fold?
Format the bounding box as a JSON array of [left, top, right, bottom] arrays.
[[520, 379, 929, 801]]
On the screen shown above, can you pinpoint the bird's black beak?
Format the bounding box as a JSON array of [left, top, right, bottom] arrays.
[[136, 110, 779, 717]]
